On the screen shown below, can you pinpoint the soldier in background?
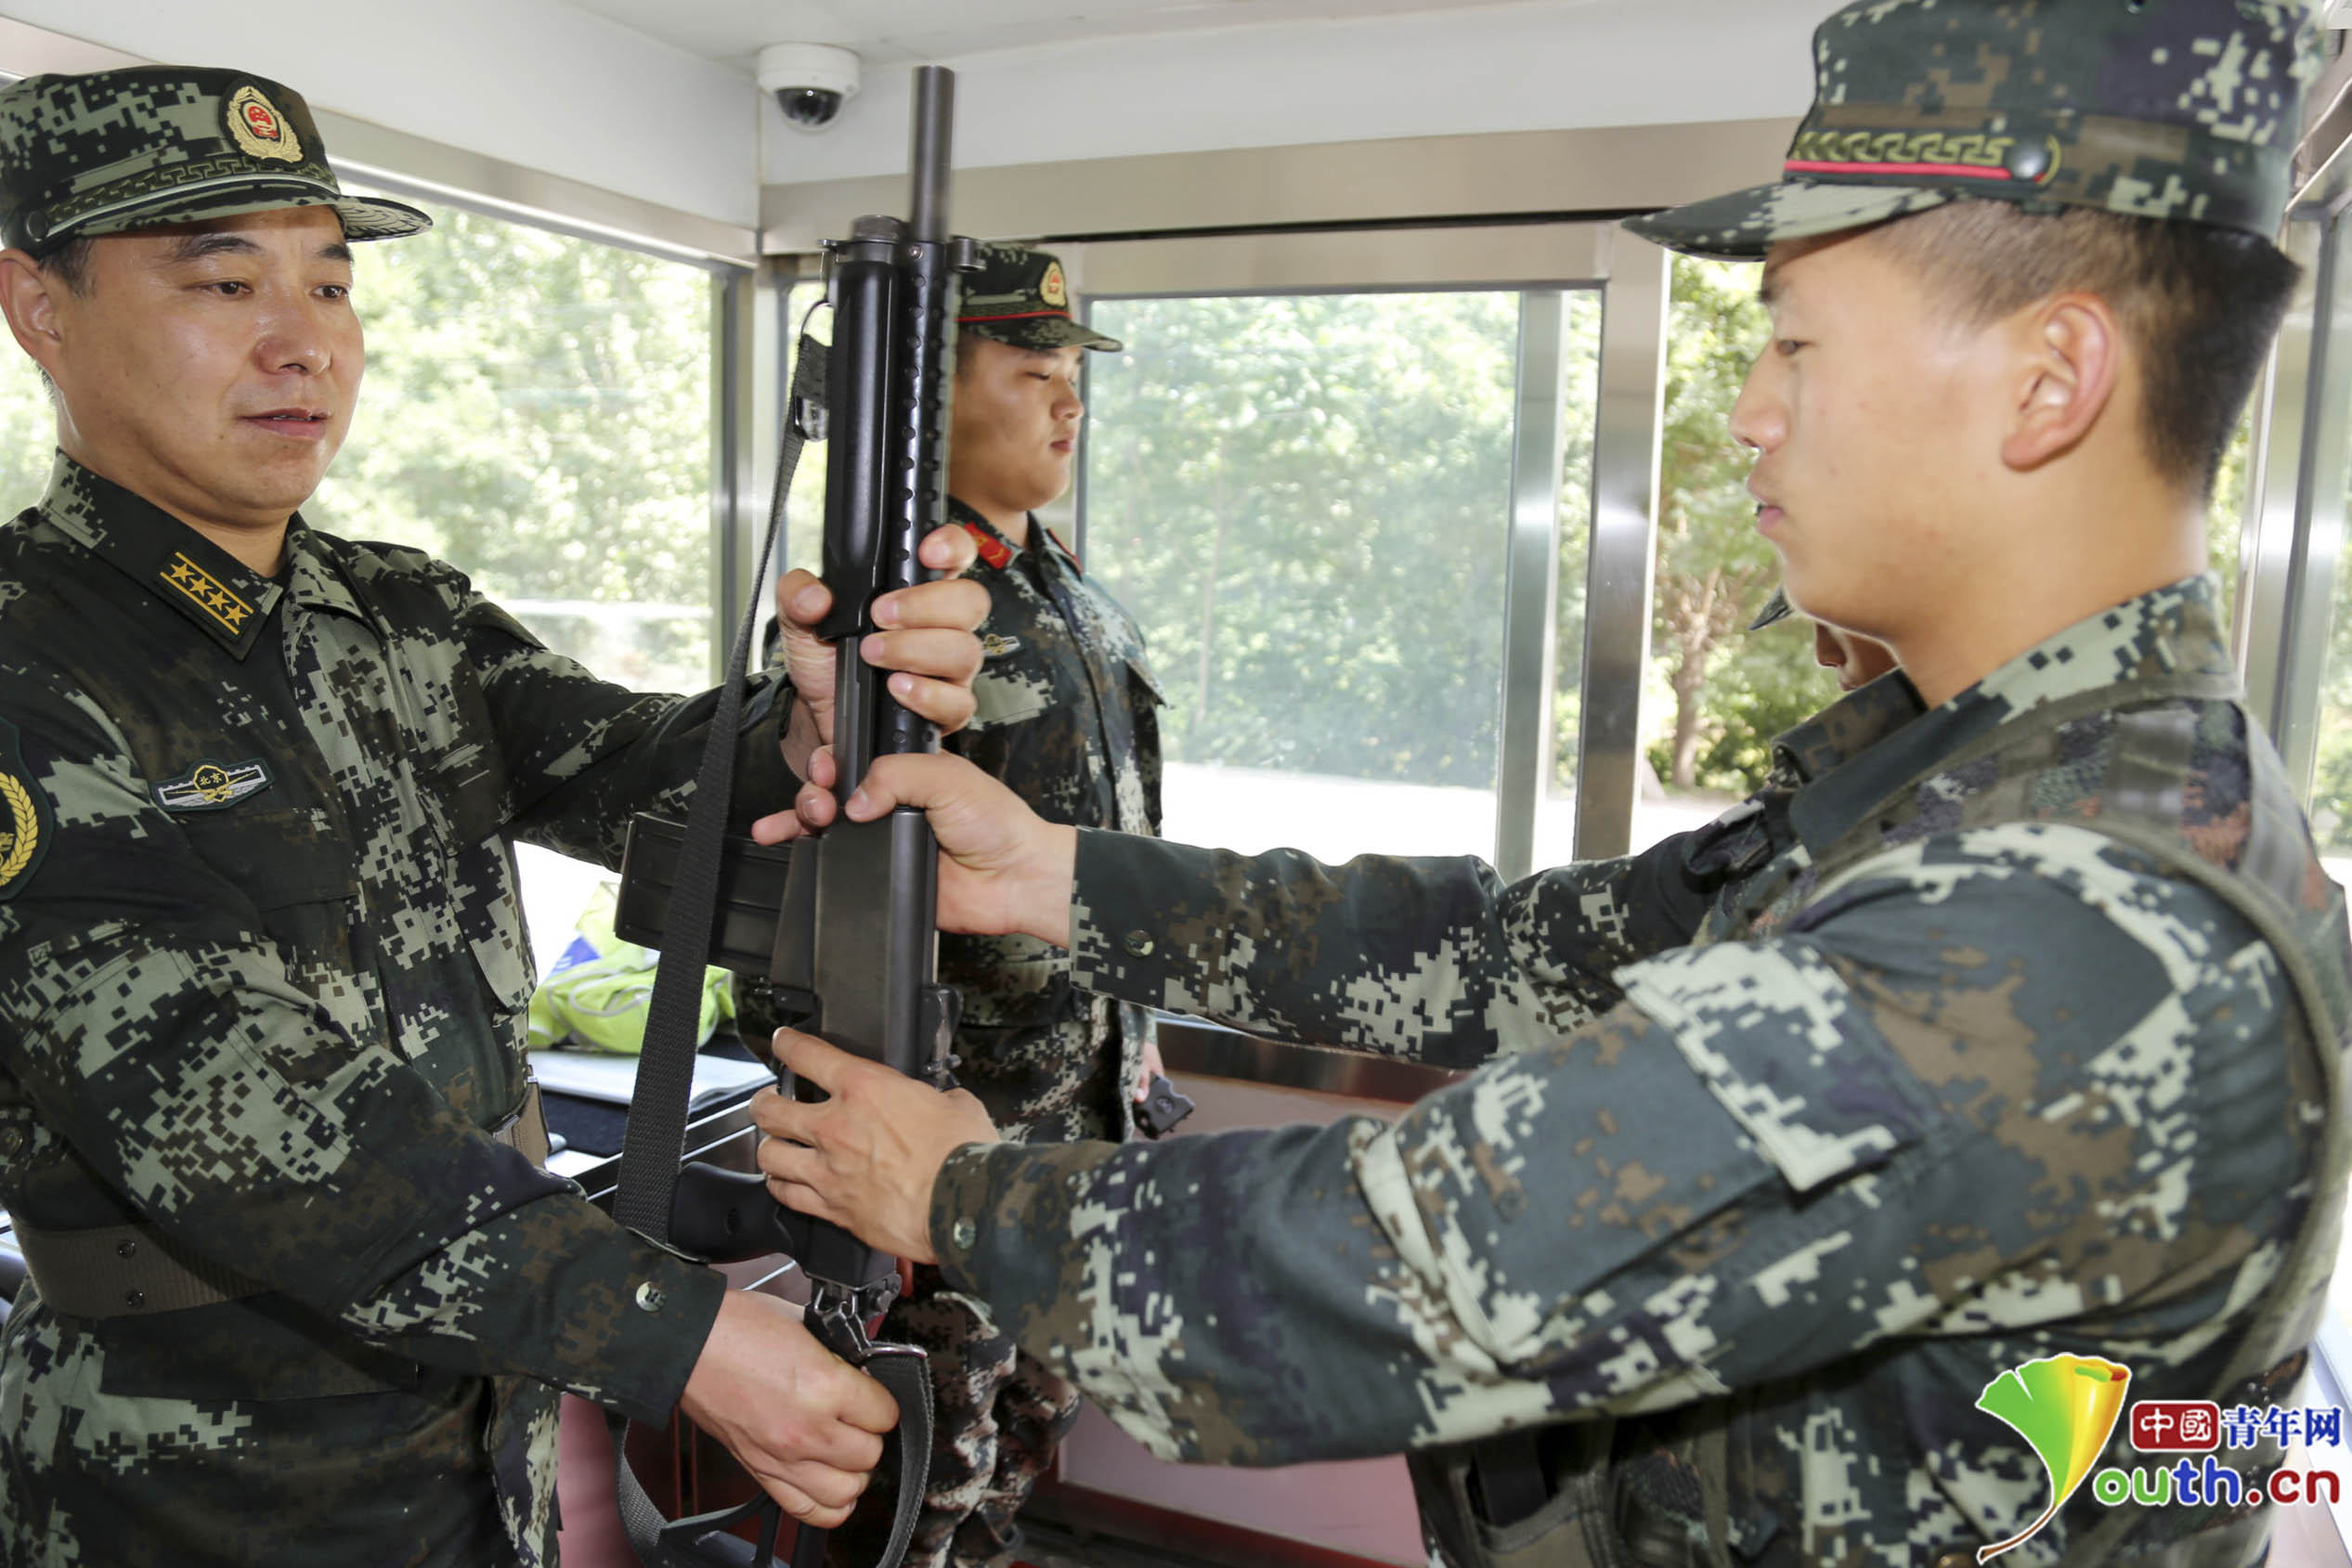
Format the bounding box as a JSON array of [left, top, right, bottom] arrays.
[[749, 3, 2352, 1563], [0, 66, 992, 1566], [754, 244, 1165, 1568]]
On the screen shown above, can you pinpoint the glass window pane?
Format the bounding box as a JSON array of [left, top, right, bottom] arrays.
[[1083, 292, 1534, 862], [782, 279, 830, 583], [2310, 459, 2352, 891], [306, 192, 716, 694], [2209, 405, 2255, 631], [1636, 256, 1839, 851], [0, 347, 55, 519]]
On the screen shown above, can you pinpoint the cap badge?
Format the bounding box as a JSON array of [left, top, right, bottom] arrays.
[[226, 85, 304, 164], [1040, 262, 1069, 309]]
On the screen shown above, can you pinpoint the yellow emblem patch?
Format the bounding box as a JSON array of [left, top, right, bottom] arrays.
[[0, 719, 50, 901], [161, 552, 255, 634], [226, 85, 305, 164], [1039, 262, 1069, 309], [0, 780, 34, 886]]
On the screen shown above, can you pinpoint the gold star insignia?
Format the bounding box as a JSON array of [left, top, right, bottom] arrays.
[[161, 553, 253, 633]]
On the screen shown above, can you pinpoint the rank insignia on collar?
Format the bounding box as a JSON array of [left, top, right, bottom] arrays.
[[161, 552, 255, 634], [0, 719, 52, 901], [153, 758, 272, 812], [957, 519, 1015, 571], [981, 633, 1023, 658]]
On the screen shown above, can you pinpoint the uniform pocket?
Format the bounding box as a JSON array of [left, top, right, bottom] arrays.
[[968, 652, 1053, 732], [1615, 941, 1941, 1193], [175, 806, 357, 913]]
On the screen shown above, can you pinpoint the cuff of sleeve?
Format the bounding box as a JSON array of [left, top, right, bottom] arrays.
[[728, 671, 801, 835], [482, 1193, 729, 1426], [1069, 828, 1226, 1008], [930, 1138, 1125, 1309]]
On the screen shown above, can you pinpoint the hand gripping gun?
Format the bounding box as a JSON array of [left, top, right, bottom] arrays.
[[601, 65, 977, 1568]]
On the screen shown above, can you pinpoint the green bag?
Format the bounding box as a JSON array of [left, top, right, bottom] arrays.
[[526, 882, 734, 1055]]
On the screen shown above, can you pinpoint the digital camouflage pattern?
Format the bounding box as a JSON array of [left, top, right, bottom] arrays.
[[1624, 0, 2323, 260], [783, 499, 1162, 1568], [0, 456, 799, 1566], [955, 243, 1123, 354], [0, 66, 427, 255], [927, 575, 2352, 1565], [935, 502, 1163, 1147]]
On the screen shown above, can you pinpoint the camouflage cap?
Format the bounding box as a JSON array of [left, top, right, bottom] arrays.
[[1625, 0, 2321, 261], [0, 67, 429, 256], [958, 243, 1123, 353], [1750, 586, 1796, 631]]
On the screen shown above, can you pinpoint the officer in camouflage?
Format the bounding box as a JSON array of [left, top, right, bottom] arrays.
[[0, 65, 995, 1567], [799, 242, 1164, 1568], [747, 2, 2352, 1564]]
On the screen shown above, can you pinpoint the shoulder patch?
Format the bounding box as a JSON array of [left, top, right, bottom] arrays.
[[0, 719, 52, 901], [152, 758, 273, 812]]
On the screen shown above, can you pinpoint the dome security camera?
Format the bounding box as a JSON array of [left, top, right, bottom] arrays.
[[759, 44, 862, 130]]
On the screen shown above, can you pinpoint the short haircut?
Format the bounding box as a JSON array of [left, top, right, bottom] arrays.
[[1865, 201, 2299, 496], [37, 236, 94, 295]]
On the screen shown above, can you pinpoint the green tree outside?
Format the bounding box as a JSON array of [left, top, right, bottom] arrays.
[[306, 193, 717, 693], [1084, 292, 1530, 790]]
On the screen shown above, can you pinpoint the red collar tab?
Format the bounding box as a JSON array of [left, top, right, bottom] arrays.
[[958, 518, 1014, 571]]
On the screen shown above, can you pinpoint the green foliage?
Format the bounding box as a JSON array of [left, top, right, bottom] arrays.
[[305, 196, 717, 691], [1648, 257, 1837, 793], [0, 356, 57, 521], [1084, 292, 1537, 788]]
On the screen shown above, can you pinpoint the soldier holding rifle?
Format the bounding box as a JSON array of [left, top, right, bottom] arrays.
[[0, 65, 991, 1567], [753, 2, 2352, 1562]]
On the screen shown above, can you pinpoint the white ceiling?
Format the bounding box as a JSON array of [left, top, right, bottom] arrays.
[[561, 0, 1631, 68]]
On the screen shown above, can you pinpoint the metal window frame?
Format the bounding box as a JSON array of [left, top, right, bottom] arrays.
[[2238, 209, 2350, 789], [1049, 221, 1661, 869]]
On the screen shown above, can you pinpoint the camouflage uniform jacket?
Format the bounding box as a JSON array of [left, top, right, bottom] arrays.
[[939, 499, 1162, 1143], [0, 456, 789, 1567], [929, 575, 2352, 1565]]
